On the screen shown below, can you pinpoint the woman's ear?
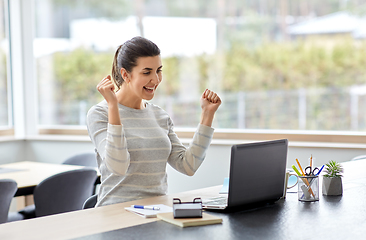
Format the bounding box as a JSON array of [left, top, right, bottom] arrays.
[[120, 68, 130, 84]]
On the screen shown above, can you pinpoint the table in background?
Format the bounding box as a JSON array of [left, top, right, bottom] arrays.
[[0, 161, 97, 208], [0, 160, 365, 240], [0, 161, 91, 196]]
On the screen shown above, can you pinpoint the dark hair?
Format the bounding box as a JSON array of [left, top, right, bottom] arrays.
[[112, 36, 161, 89]]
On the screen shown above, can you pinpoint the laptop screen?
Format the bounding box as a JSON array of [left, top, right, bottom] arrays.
[[228, 139, 288, 208]]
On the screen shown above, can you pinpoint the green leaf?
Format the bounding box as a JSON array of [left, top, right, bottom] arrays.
[[324, 160, 343, 177]]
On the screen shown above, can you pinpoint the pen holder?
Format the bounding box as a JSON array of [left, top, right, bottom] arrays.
[[298, 175, 319, 202]]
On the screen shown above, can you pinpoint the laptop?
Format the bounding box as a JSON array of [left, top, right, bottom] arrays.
[[202, 139, 288, 210]]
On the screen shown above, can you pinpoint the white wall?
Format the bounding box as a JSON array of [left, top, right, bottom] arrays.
[[1, 138, 366, 194]]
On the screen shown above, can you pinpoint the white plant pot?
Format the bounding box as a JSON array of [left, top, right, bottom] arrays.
[[322, 176, 343, 196]]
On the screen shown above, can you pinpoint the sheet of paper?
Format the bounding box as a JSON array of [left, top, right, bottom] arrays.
[[125, 204, 173, 218]]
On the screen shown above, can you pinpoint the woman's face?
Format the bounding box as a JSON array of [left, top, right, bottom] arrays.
[[127, 55, 163, 101]]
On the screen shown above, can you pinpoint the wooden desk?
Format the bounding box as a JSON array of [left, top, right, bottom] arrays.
[[0, 185, 218, 240], [0, 160, 365, 240], [0, 161, 89, 196]]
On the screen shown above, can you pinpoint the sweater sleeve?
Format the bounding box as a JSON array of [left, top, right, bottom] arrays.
[[86, 104, 130, 176], [167, 118, 214, 176]]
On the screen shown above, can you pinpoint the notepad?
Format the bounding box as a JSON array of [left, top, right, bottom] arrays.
[[157, 212, 223, 228], [124, 204, 173, 218]]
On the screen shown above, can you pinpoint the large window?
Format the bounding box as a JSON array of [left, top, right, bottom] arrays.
[[35, 0, 366, 131], [0, 0, 10, 128]]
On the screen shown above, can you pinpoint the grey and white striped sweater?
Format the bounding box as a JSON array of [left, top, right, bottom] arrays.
[[86, 100, 214, 207]]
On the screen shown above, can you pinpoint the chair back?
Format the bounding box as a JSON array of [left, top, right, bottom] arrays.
[[63, 152, 97, 167], [34, 168, 97, 217], [0, 179, 17, 224], [82, 194, 98, 209], [350, 155, 366, 161]]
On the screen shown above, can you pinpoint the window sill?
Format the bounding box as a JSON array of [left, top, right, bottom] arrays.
[[2, 126, 366, 148], [0, 128, 14, 137], [30, 126, 366, 149]]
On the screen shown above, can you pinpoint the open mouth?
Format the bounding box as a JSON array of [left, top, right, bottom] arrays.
[[143, 86, 155, 93]]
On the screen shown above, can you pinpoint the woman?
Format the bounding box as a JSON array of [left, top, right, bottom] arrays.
[[87, 36, 221, 207]]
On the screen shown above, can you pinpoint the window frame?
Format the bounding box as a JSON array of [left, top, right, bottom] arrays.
[[0, 0, 13, 133]]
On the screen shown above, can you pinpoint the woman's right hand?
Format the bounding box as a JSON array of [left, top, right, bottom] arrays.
[[97, 75, 118, 105]]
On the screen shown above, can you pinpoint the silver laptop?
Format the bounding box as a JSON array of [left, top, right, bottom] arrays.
[[202, 139, 288, 210]]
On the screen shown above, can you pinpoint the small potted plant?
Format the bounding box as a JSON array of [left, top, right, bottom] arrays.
[[322, 160, 344, 196]]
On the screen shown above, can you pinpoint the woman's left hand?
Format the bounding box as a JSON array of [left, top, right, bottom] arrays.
[[200, 89, 222, 114]]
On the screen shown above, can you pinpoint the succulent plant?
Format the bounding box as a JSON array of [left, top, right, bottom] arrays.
[[324, 160, 343, 178]]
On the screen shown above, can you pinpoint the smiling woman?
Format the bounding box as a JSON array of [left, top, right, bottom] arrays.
[[86, 36, 222, 207], [119, 55, 162, 105]]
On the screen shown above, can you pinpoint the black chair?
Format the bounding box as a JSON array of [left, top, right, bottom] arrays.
[[63, 152, 100, 194], [62, 152, 98, 167], [0, 179, 17, 224], [19, 168, 97, 218], [82, 194, 98, 209]]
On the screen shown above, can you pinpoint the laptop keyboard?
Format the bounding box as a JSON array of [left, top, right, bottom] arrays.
[[203, 196, 228, 205]]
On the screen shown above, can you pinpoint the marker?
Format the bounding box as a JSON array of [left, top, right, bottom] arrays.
[[132, 205, 160, 210], [291, 165, 302, 176]]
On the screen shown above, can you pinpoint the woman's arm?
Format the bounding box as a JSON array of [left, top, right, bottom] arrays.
[[87, 75, 130, 176], [167, 89, 221, 176]]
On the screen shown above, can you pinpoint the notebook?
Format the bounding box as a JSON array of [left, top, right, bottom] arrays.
[[202, 139, 288, 210], [157, 212, 222, 228]]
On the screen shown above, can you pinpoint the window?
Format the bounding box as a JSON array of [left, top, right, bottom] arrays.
[[35, 0, 366, 131], [0, 0, 10, 128]]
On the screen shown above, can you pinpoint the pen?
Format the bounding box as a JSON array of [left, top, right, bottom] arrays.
[[315, 165, 325, 176], [131, 205, 160, 210]]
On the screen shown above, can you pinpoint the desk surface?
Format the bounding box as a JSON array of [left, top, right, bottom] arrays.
[[1, 160, 366, 240], [0, 161, 90, 196]]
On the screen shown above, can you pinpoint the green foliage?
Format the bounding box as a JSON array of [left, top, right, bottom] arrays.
[[53, 48, 113, 102], [51, 37, 366, 104], [324, 160, 344, 178], [223, 38, 366, 92], [160, 56, 181, 95]]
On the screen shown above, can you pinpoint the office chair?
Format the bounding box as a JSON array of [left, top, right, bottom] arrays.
[[82, 194, 98, 209], [0, 179, 17, 224], [62, 152, 98, 167], [19, 169, 97, 218], [63, 152, 100, 194]]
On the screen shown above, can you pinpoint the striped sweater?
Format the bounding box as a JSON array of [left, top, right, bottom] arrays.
[[86, 100, 214, 207]]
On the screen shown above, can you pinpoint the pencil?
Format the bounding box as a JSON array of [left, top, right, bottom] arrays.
[[296, 159, 315, 198], [296, 159, 305, 176], [310, 155, 312, 169]]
